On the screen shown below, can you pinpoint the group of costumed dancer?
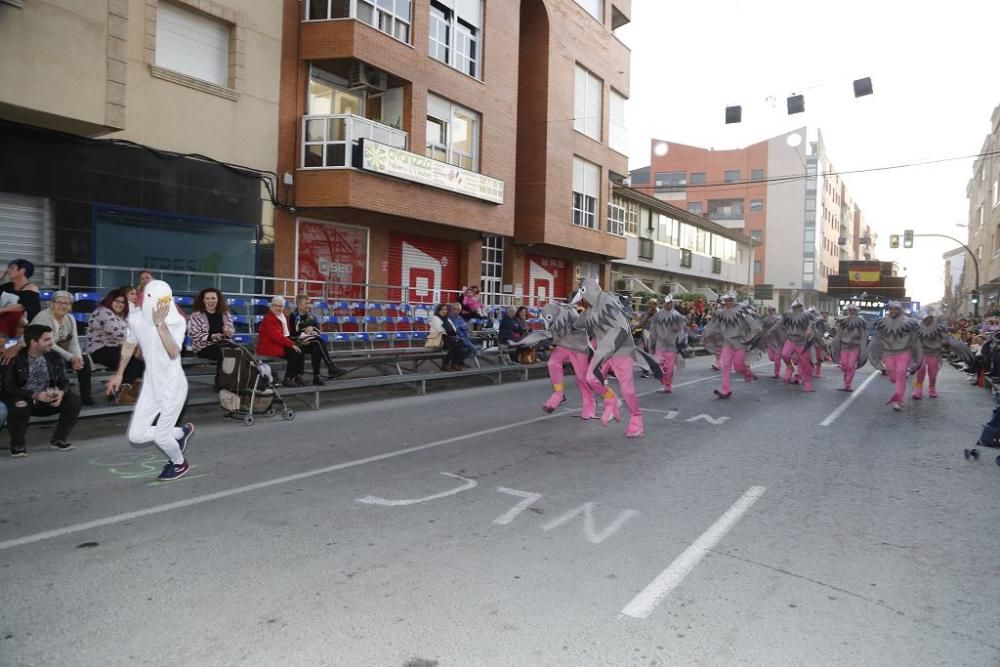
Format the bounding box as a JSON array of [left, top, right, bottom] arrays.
[[517, 279, 972, 438]]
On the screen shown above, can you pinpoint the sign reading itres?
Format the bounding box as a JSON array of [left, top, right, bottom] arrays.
[[361, 139, 505, 204]]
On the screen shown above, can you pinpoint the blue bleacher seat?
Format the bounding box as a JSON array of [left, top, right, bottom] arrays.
[[363, 316, 381, 325], [315, 302, 331, 311], [227, 298, 248, 308], [350, 332, 370, 342], [174, 296, 193, 306], [333, 301, 350, 310], [74, 292, 99, 303], [373, 332, 390, 341], [232, 315, 249, 325], [332, 333, 351, 343], [338, 316, 360, 325], [413, 332, 429, 341], [232, 334, 252, 345], [39, 290, 54, 302], [323, 315, 338, 325], [72, 312, 89, 323], [393, 332, 413, 342]]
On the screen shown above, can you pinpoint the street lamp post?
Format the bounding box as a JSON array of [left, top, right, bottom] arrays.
[[914, 233, 979, 318]]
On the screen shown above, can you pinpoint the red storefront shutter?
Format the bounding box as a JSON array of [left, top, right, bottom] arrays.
[[524, 255, 567, 306], [388, 233, 461, 306]]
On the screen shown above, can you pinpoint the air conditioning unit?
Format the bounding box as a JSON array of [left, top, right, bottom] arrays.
[[349, 62, 388, 91], [614, 279, 628, 291]]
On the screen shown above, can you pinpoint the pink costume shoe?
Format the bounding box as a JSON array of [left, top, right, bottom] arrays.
[[625, 414, 644, 438], [929, 387, 938, 398], [542, 392, 567, 413], [912, 382, 922, 400], [600, 398, 622, 427], [580, 402, 597, 420]]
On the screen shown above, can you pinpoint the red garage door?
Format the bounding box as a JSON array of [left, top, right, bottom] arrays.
[[388, 233, 460, 305], [524, 255, 567, 306]]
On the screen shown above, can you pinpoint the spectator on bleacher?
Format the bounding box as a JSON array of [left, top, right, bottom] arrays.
[[1, 324, 81, 457], [257, 296, 307, 387], [459, 286, 485, 322], [188, 288, 234, 390], [87, 289, 144, 397], [0, 258, 40, 345], [29, 291, 94, 405], [120, 284, 138, 306], [188, 288, 234, 364], [429, 303, 469, 371], [448, 302, 478, 359], [498, 306, 525, 346], [289, 295, 345, 381]]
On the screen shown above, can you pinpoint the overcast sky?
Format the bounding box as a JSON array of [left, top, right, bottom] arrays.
[[617, 0, 1000, 306]]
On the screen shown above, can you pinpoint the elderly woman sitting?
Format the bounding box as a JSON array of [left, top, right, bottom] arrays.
[[256, 296, 308, 387], [29, 290, 93, 405]]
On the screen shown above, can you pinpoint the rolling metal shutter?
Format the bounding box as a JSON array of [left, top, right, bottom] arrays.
[[0, 192, 49, 268], [524, 254, 568, 306], [387, 233, 460, 305]]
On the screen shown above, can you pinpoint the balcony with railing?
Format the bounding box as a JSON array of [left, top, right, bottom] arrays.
[[302, 114, 408, 169]]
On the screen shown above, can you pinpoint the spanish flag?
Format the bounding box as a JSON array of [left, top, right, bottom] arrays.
[[848, 269, 880, 287]]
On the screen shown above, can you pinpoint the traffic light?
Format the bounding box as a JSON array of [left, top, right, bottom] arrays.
[[903, 229, 914, 248], [972, 289, 979, 304], [889, 235, 899, 249]]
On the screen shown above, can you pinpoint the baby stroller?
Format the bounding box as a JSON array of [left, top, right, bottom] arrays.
[[217, 342, 295, 426]]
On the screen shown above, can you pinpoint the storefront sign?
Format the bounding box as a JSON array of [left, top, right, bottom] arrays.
[[361, 139, 504, 204]]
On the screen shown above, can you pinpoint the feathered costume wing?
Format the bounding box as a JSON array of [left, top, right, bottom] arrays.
[[515, 303, 590, 353], [943, 336, 975, 367], [572, 277, 662, 382]]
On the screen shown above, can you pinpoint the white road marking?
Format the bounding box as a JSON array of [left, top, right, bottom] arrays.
[[621, 486, 766, 619], [541, 502, 640, 544], [355, 472, 477, 506], [818, 371, 880, 426], [685, 414, 729, 425], [0, 366, 740, 552], [493, 487, 544, 525]]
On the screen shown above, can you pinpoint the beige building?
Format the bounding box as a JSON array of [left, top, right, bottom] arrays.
[[0, 0, 282, 288], [963, 103, 1000, 312]]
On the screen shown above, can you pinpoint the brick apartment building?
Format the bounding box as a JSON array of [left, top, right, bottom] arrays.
[[276, 0, 632, 306], [630, 128, 875, 310], [963, 103, 1000, 313]]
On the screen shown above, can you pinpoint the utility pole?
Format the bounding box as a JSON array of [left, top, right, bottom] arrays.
[[913, 233, 979, 318]]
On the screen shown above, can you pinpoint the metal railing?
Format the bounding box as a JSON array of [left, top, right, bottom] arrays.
[[301, 114, 408, 169]]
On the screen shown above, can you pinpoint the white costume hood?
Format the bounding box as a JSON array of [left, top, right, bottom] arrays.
[[141, 280, 184, 328]]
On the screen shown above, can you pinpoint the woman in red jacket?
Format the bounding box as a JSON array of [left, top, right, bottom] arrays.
[[256, 296, 306, 387]]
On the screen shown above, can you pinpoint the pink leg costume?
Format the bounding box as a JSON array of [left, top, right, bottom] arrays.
[[839, 347, 859, 390], [543, 346, 597, 416], [655, 350, 677, 392], [884, 351, 911, 408]]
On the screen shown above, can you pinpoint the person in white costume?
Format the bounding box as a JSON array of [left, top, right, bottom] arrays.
[[107, 280, 194, 481]]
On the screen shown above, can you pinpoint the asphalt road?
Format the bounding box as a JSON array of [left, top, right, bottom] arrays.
[[1, 356, 998, 666]]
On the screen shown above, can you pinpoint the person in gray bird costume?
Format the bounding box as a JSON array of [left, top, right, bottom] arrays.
[[570, 277, 660, 437], [831, 304, 868, 392], [912, 307, 972, 400], [647, 294, 688, 393], [868, 300, 921, 411], [515, 301, 599, 417], [701, 292, 761, 398], [770, 297, 816, 391]]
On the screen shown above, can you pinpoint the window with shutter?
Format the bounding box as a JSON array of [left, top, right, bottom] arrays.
[[156, 2, 231, 88]]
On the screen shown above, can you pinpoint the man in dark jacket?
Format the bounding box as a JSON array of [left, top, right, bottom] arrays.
[[1, 324, 81, 457]]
